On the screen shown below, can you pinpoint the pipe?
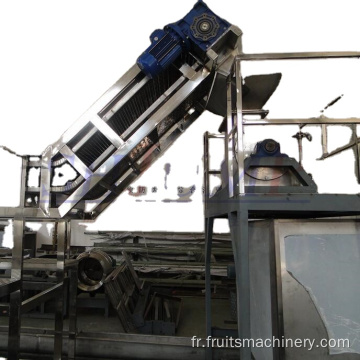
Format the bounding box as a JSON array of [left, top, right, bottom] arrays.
[[76, 249, 114, 292]]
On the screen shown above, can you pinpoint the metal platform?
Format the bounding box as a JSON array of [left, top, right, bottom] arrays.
[[203, 54, 360, 360]]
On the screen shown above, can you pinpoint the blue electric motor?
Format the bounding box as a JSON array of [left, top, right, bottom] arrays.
[[137, 0, 231, 78], [252, 139, 287, 158]]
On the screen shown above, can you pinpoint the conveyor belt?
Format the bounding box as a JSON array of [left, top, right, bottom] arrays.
[[2, 2, 243, 220], [107, 66, 181, 137]]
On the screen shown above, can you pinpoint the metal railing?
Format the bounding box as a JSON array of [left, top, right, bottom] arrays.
[[204, 53, 360, 201]]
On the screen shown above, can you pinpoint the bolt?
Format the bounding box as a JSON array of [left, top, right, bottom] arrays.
[[264, 140, 277, 153], [200, 21, 210, 31]]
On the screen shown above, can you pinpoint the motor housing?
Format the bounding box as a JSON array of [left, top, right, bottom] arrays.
[[137, 0, 230, 78]]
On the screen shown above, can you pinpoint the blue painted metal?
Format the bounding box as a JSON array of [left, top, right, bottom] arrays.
[[252, 139, 287, 158], [137, 0, 231, 78]]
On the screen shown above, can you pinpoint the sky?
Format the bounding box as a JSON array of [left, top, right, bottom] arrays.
[[0, 0, 359, 242]]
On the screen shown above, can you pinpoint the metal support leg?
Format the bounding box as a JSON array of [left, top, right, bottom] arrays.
[[352, 125, 360, 183], [229, 210, 251, 360], [54, 221, 66, 360], [66, 220, 71, 260], [321, 124, 328, 157], [67, 221, 77, 360], [205, 217, 214, 360], [68, 264, 78, 359], [8, 219, 24, 360]]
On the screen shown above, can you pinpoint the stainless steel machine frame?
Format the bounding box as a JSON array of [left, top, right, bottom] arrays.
[[0, 23, 244, 360], [0, 5, 359, 358], [204, 53, 360, 360], [0, 23, 242, 222], [0, 219, 78, 360]]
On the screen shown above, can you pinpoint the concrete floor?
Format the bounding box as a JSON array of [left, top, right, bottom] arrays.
[[0, 294, 239, 359]]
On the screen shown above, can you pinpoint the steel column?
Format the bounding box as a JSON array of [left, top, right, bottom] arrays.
[[39, 149, 52, 216], [54, 221, 66, 360], [204, 217, 214, 360], [229, 210, 251, 360], [68, 263, 78, 360], [321, 124, 328, 157], [7, 218, 24, 360], [352, 125, 360, 183], [226, 73, 235, 198], [19, 158, 28, 208], [234, 58, 245, 195], [66, 220, 77, 360]]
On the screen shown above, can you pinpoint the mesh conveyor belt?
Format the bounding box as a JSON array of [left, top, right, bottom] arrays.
[[56, 59, 206, 202], [62, 65, 182, 174], [76, 131, 112, 167], [81, 67, 211, 202], [107, 66, 181, 137]]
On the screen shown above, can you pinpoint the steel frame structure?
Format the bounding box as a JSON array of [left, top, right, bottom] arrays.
[[0, 219, 78, 360], [0, 24, 242, 222], [0, 11, 359, 358], [204, 52, 360, 360], [0, 24, 243, 360]]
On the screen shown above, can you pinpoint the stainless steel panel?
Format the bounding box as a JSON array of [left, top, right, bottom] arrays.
[[249, 220, 278, 360], [229, 210, 251, 360], [275, 219, 360, 360]]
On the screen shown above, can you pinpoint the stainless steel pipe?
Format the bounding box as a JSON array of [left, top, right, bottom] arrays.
[[77, 249, 114, 292]]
